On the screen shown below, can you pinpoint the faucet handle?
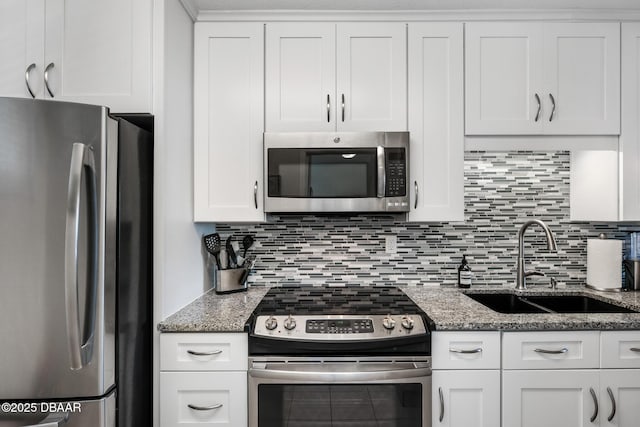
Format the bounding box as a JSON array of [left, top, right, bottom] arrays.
[[549, 277, 558, 289]]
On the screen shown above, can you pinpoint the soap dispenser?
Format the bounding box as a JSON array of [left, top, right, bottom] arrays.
[[458, 255, 472, 288]]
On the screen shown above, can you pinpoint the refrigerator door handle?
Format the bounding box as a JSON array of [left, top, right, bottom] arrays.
[[24, 412, 70, 427], [64, 142, 99, 370]]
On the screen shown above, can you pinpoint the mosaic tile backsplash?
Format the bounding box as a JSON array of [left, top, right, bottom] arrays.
[[215, 151, 640, 287]]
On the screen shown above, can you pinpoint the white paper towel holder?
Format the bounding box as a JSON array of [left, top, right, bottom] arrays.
[[585, 233, 624, 292]]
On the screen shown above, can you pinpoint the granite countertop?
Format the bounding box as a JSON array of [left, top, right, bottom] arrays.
[[158, 286, 269, 332], [403, 285, 640, 331], [158, 284, 640, 333]]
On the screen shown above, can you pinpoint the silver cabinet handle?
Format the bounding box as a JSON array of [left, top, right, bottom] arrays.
[[449, 347, 483, 354], [438, 387, 444, 422], [590, 387, 598, 423], [534, 347, 568, 354], [254, 181, 258, 209], [548, 93, 556, 122], [187, 349, 223, 356], [606, 386, 616, 422], [188, 403, 223, 411], [630, 347, 640, 352], [25, 63, 36, 98], [65, 143, 98, 370], [341, 93, 345, 122], [414, 181, 418, 209], [327, 94, 331, 123], [44, 62, 55, 98], [534, 93, 541, 122]]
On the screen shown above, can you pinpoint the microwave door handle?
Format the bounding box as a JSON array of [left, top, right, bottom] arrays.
[[377, 146, 385, 198]]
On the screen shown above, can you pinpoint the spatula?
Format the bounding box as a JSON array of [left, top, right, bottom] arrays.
[[203, 233, 222, 269], [225, 235, 237, 268], [241, 235, 255, 258]]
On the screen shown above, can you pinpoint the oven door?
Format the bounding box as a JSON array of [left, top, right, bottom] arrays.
[[248, 357, 431, 427]]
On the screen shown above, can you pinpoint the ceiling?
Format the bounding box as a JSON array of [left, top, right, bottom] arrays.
[[185, 0, 640, 11]]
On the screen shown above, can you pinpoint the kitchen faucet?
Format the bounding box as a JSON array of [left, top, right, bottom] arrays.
[[516, 219, 557, 290]]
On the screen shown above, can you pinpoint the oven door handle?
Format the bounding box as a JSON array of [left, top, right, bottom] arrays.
[[249, 362, 431, 382], [376, 146, 386, 198]]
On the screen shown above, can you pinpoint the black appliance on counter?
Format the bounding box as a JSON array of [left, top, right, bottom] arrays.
[[246, 286, 434, 427]]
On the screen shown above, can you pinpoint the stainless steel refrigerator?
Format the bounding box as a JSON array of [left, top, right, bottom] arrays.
[[0, 98, 152, 427]]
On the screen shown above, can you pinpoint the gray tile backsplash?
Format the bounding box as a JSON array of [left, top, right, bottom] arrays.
[[215, 151, 639, 287]]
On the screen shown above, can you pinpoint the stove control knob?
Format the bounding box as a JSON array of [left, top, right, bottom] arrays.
[[284, 315, 297, 331], [401, 315, 415, 330], [265, 316, 278, 330], [382, 315, 396, 330]]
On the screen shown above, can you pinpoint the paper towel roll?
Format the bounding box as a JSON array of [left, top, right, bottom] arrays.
[[586, 238, 623, 290]]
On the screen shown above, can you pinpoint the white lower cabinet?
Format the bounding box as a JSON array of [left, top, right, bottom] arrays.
[[503, 370, 600, 427], [433, 370, 500, 427], [160, 333, 248, 427], [160, 371, 247, 427], [432, 332, 501, 426], [600, 370, 640, 427]]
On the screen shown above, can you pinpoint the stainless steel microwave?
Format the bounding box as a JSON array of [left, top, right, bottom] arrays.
[[264, 132, 409, 213]]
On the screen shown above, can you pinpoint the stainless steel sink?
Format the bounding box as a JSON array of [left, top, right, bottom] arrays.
[[465, 293, 638, 314]]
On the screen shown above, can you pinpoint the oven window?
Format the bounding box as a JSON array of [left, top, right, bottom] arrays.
[[267, 148, 378, 198], [258, 384, 422, 427]]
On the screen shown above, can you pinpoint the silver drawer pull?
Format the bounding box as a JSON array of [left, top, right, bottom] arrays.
[[534, 347, 568, 354], [630, 347, 640, 353], [449, 347, 482, 354], [590, 387, 598, 423], [438, 387, 444, 422], [606, 386, 616, 422], [187, 349, 223, 356], [188, 403, 223, 411]]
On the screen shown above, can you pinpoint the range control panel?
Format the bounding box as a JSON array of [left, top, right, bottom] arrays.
[[306, 319, 374, 334], [253, 314, 427, 341]]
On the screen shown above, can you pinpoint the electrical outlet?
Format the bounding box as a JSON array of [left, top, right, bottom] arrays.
[[385, 235, 397, 254]]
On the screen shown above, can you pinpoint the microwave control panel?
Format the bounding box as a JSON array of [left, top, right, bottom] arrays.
[[385, 148, 406, 197]]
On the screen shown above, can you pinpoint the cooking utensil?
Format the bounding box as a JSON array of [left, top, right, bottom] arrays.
[[225, 235, 237, 268], [203, 233, 221, 269], [241, 235, 255, 258], [238, 255, 256, 285]]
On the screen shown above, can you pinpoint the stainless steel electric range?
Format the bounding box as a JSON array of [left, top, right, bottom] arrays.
[[246, 286, 434, 427]]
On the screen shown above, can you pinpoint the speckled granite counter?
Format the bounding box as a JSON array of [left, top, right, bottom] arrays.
[[158, 284, 640, 333], [402, 285, 640, 331], [158, 287, 269, 332]]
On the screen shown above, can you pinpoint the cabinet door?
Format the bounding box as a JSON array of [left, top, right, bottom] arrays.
[[408, 23, 464, 221], [544, 23, 620, 135], [265, 23, 335, 131], [465, 22, 544, 135], [503, 370, 600, 427], [0, 0, 44, 98], [160, 371, 247, 427], [433, 370, 500, 427], [601, 370, 640, 427], [193, 23, 265, 222], [44, 0, 152, 112], [621, 23, 640, 220], [336, 23, 407, 131]]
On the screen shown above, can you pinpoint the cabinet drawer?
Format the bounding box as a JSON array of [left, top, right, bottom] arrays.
[[601, 331, 640, 368], [160, 371, 247, 427], [160, 333, 248, 371], [433, 331, 501, 369], [503, 331, 599, 370]]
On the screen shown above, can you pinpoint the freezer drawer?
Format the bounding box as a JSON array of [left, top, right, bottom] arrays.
[[0, 390, 115, 427]]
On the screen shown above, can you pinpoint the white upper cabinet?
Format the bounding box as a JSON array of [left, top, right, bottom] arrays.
[[265, 23, 335, 132], [465, 23, 544, 135], [265, 22, 407, 132], [621, 23, 640, 221], [408, 23, 464, 221], [193, 23, 265, 223], [0, 0, 45, 99], [466, 22, 620, 135], [0, 0, 152, 113]]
